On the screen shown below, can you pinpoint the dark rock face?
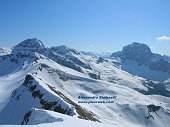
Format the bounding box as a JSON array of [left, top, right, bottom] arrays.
[[21, 111, 32, 125], [111, 42, 153, 64], [121, 42, 152, 64], [88, 72, 100, 79], [147, 104, 161, 112], [96, 57, 108, 63], [145, 104, 161, 120]]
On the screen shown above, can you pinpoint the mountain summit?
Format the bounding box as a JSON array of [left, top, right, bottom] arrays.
[[12, 38, 46, 53], [111, 42, 153, 64]]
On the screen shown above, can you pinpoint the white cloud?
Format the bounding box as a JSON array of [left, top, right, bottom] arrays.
[[156, 36, 170, 41]]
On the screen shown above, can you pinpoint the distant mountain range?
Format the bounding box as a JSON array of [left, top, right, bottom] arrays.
[[0, 38, 170, 127], [80, 51, 112, 58]]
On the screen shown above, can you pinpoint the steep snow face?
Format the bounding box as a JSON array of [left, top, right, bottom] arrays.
[[12, 38, 46, 53], [111, 42, 170, 81]]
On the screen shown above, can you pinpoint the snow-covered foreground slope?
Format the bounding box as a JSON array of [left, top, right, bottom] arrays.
[[34, 60, 170, 127], [0, 109, 114, 127], [0, 39, 170, 127]]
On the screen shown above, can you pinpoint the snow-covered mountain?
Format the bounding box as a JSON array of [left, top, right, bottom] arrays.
[[0, 38, 170, 127], [11, 38, 100, 79], [0, 47, 11, 56], [12, 38, 46, 53], [111, 42, 170, 82]]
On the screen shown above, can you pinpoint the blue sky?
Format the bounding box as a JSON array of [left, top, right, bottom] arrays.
[[0, 0, 170, 55]]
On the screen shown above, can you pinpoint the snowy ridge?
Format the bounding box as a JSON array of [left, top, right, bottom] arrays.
[[0, 73, 75, 125]]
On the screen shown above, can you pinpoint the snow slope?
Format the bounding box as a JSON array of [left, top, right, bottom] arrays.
[[0, 109, 115, 127], [34, 62, 170, 127], [0, 39, 170, 127]]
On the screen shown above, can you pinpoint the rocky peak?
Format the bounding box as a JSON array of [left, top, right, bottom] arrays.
[[12, 38, 46, 53], [16, 38, 44, 48], [122, 42, 152, 58], [111, 42, 153, 64]]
